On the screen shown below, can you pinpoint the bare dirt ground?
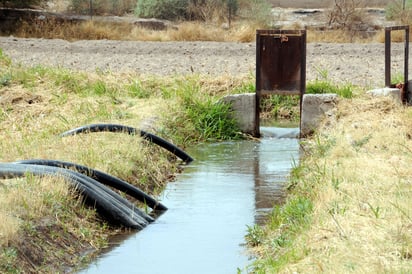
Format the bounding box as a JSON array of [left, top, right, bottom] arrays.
[[1, 36, 409, 89]]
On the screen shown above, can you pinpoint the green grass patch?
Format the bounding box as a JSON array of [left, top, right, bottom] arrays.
[[306, 80, 353, 98], [307, 66, 353, 98], [160, 77, 243, 144], [250, 195, 313, 273]]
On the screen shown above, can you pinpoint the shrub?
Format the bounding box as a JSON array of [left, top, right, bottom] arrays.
[[69, 0, 137, 16], [135, 0, 189, 20], [0, 0, 44, 8], [237, 0, 273, 27], [326, 0, 371, 31], [134, 0, 271, 25], [386, 0, 412, 24], [187, 0, 238, 23]]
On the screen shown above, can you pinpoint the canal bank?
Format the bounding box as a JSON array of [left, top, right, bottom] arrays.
[[250, 95, 412, 273]]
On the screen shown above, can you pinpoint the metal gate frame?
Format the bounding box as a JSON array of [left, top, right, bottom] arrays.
[[255, 29, 306, 137], [385, 25, 410, 103]]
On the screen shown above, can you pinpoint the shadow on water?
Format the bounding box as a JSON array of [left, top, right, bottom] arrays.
[[79, 127, 300, 274]]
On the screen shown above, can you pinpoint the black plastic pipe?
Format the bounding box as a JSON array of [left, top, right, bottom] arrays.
[[14, 159, 167, 211], [60, 123, 194, 163], [0, 163, 151, 229]]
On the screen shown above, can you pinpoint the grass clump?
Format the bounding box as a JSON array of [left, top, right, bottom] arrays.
[[184, 98, 241, 141], [307, 80, 353, 98], [307, 67, 354, 98], [260, 95, 300, 122], [156, 76, 244, 144]]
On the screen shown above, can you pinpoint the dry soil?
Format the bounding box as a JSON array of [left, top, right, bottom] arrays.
[[1, 36, 410, 89]]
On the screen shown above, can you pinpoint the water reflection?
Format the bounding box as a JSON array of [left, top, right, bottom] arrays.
[[79, 128, 299, 274]]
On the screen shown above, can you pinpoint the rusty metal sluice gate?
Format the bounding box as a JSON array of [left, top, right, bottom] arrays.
[[255, 29, 307, 137]]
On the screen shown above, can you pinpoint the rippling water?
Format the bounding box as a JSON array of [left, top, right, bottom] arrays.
[[80, 128, 299, 274]]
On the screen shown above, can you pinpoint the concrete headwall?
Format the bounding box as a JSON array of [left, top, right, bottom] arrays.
[[221, 93, 339, 138], [220, 93, 257, 136], [300, 93, 338, 137]]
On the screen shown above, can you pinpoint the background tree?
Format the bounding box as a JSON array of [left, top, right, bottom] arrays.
[[226, 0, 238, 27], [135, 0, 189, 20], [0, 0, 46, 8]]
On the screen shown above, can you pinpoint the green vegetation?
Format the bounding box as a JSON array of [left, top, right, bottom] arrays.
[[69, 0, 137, 15], [0, 0, 44, 8], [306, 80, 353, 98], [167, 97, 242, 142], [260, 95, 300, 122], [259, 68, 354, 123], [135, 0, 188, 20], [245, 224, 264, 247], [134, 0, 269, 25], [386, 0, 412, 24], [238, 0, 272, 27], [391, 71, 406, 85], [306, 66, 353, 98]]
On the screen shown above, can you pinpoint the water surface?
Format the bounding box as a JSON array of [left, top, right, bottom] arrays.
[[80, 128, 299, 274]]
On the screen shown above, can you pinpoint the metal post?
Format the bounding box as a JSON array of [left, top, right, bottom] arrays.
[[90, 0, 93, 20], [385, 25, 410, 103], [385, 28, 391, 87], [405, 25, 409, 103], [255, 31, 262, 138]]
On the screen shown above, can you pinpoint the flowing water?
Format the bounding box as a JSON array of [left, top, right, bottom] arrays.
[[80, 127, 300, 274]]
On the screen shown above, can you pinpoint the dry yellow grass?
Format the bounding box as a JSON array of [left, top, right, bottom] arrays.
[[280, 95, 412, 273], [17, 18, 410, 44], [89, 14, 412, 43], [12, 19, 271, 43], [0, 66, 186, 271], [307, 29, 379, 43], [375, 28, 411, 43], [0, 176, 71, 246]]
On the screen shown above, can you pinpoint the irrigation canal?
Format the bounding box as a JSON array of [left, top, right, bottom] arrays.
[[79, 127, 300, 274]]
